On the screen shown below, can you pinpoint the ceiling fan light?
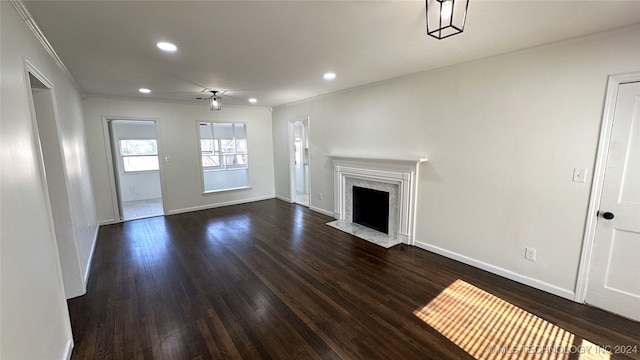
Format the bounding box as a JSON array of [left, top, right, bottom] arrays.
[[209, 93, 222, 111], [440, 0, 453, 20]]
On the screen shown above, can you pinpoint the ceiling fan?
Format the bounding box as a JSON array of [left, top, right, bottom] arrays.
[[146, 77, 249, 110], [195, 90, 224, 111]]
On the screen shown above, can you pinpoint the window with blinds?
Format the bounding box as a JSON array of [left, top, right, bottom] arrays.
[[199, 122, 250, 193]]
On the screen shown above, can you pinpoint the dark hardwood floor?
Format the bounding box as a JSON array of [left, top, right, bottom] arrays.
[[69, 199, 640, 359]]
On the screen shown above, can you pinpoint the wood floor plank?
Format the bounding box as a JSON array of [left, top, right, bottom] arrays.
[[69, 199, 640, 359]]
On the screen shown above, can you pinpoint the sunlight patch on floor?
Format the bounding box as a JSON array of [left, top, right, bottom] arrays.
[[414, 279, 610, 360]]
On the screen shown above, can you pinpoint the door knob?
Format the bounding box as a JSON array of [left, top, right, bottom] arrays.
[[602, 212, 615, 220]]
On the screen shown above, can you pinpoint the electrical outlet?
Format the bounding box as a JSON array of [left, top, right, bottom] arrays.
[[318, 192, 323, 200], [525, 247, 536, 261]]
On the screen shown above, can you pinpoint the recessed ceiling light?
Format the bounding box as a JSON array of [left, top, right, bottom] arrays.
[[156, 42, 177, 52], [248, 98, 257, 103], [323, 72, 336, 81], [139, 88, 151, 94]]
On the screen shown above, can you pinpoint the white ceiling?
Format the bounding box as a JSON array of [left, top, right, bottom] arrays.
[[23, 0, 640, 107]]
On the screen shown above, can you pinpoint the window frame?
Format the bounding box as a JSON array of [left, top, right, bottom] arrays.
[[118, 138, 160, 174], [199, 122, 248, 172], [198, 121, 251, 194]]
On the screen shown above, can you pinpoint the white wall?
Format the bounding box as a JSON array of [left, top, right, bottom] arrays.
[[272, 25, 640, 299], [83, 97, 275, 223], [1, 1, 98, 359], [110, 120, 162, 202], [203, 168, 250, 192]]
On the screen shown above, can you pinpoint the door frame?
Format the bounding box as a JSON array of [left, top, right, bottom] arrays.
[[23, 57, 80, 302], [101, 116, 167, 222], [287, 116, 311, 205], [574, 72, 640, 303]]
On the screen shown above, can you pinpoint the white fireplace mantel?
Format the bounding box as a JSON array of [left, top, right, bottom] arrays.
[[326, 154, 427, 247], [325, 154, 428, 166]]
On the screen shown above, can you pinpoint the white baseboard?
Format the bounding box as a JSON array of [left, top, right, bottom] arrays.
[[414, 240, 575, 301], [271, 197, 333, 217], [98, 218, 117, 226], [309, 205, 335, 217], [82, 223, 99, 293], [167, 195, 275, 215], [275, 194, 292, 203]]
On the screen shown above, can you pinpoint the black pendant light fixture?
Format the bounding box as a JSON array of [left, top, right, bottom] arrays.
[[209, 91, 222, 111], [426, 0, 469, 40]]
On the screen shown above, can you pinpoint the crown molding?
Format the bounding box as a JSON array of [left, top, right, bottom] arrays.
[[10, 0, 82, 93]]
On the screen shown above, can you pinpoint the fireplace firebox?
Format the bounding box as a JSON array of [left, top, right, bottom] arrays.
[[352, 186, 389, 234]]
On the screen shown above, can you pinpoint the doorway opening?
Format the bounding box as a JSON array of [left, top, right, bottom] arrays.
[[289, 118, 310, 207], [107, 119, 165, 221], [27, 67, 85, 297]]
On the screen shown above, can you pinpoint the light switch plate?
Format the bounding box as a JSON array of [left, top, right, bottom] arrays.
[[572, 168, 586, 183], [525, 247, 536, 261]]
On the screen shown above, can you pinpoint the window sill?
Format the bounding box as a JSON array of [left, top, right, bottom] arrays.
[[123, 169, 160, 175], [203, 167, 248, 173], [202, 186, 252, 195]]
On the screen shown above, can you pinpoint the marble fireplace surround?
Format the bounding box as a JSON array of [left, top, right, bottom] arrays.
[[326, 154, 427, 248]]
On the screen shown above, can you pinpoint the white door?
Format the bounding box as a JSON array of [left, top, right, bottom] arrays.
[[586, 81, 640, 322]]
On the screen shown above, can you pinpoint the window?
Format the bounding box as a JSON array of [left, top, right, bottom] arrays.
[[119, 139, 159, 172], [200, 123, 248, 169], [199, 122, 250, 192]]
